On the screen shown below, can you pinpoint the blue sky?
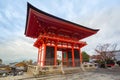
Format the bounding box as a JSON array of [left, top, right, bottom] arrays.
[[0, 0, 120, 64]]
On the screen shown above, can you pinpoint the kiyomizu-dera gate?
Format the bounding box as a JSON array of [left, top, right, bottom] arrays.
[[25, 3, 99, 67]]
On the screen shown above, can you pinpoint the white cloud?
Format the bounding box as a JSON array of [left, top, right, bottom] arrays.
[[0, 0, 120, 63], [0, 36, 37, 64], [81, 4, 120, 55]]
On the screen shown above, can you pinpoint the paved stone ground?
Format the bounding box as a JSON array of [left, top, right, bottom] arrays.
[[44, 66, 120, 80], [1, 66, 120, 80]]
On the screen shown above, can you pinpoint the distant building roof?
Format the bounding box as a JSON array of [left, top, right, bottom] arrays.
[[0, 64, 9, 68]]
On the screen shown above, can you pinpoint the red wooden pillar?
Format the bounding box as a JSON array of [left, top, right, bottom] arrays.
[[40, 45, 43, 66], [62, 50, 63, 66], [38, 45, 43, 65], [40, 47, 42, 64], [54, 42, 57, 66], [72, 46, 75, 67], [43, 43, 46, 66], [79, 48, 83, 64]]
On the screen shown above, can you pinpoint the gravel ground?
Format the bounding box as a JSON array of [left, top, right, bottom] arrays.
[[0, 66, 120, 80]]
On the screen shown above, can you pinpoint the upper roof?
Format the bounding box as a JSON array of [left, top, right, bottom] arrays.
[[25, 3, 99, 40]]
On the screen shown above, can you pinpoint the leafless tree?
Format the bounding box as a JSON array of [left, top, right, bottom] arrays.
[[95, 43, 117, 61], [95, 43, 117, 68]]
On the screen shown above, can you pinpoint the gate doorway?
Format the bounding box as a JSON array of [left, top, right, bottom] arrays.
[[57, 50, 68, 67]]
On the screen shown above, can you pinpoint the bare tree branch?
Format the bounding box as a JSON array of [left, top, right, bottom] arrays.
[[95, 43, 117, 61]]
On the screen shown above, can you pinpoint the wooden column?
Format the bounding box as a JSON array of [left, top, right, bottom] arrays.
[[43, 43, 46, 66], [40, 45, 43, 66], [62, 50, 63, 66], [54, 42, 57, 66], [79, 48, 83, 64], [37, 46, 41, 65], [72, 46, 75, 67]]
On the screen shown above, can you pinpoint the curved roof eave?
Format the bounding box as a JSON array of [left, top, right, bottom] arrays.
[[25, 2, 99, 38]]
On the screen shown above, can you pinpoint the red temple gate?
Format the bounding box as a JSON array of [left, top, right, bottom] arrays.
[[25, 3, 99, 67]]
